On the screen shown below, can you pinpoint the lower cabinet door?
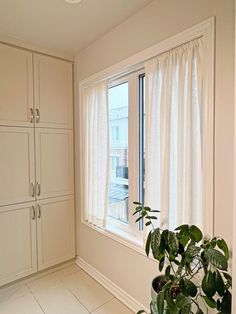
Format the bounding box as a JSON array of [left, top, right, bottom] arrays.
[[0, 202, 37, 286], [37, 196, 75, 271]]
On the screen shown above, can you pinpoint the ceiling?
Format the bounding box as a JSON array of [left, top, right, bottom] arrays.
[[0, 0, 153, 57]]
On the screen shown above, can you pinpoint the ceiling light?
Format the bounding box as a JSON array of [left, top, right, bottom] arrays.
[[65, 0, 83, 4]]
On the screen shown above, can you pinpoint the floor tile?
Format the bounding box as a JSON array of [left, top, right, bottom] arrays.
[[27, 273, 60, 294], [33, 284, 89, 314], [62, 271, 113, 312], [92, 298, 134, 314], [53, 264, 81, 280], [0, 293, 44, 314], [0, 284, 29, 304]]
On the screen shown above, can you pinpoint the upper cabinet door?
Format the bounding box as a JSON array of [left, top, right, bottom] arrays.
[[0, 43, 34, 127], [35, 128, 74, 200], [0, 127, 35, 207], [34, 54, 73, 129]]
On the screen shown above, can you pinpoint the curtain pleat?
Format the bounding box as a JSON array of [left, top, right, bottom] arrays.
[[80, 81, 109, 228], [145, 38, 203, 230]]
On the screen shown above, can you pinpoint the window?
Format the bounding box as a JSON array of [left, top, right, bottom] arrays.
[[108, 81, 129, 225], [111, 126, 119, 141], [106, 73, 146, 236], [79, 19, 214, 249]]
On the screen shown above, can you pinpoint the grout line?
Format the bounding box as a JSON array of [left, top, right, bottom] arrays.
[[30, 291, 46, 314], [66, 288, 91, 313], [90, 297, 115, 313]]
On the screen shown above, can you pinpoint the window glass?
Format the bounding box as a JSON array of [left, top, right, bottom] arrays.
[[108, 82, 129, 223]]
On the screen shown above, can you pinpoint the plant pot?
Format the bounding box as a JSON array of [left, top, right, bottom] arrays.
[[150, 276, 167, 314]]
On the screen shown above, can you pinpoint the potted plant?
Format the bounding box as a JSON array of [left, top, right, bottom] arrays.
[[133, 202, 232, 314]]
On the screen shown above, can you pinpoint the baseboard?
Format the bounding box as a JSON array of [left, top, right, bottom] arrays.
[[76, 256, 149, 313]]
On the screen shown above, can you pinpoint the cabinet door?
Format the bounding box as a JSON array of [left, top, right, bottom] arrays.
[[34, 54, 73, 129], [37, 196, 75, 270], [0, 202, 37, 286], [0, 43, 33, 127], [0, 127, 35, 206], [35, 128, 74, 200]]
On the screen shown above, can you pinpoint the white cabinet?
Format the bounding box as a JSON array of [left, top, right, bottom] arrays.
[[35, 128, 74, 199], [34, 54, 73, 129], [0, 43, 33, 127], [0, 202, 37, 286], [37, 196, 75, 271], [0, 127, 35, 206], [0, 44, 75, 286]]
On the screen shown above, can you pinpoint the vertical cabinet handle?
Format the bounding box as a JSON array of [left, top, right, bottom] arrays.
[[30, 108, 34, 123], [37, 204, 41, 219], [36, 108, 40, 123], [36, 182, 41, 196], [32, 206, 36, 220], [31, 183, 35, 197]]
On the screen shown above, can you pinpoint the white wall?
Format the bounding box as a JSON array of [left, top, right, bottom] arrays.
[[74, 0, 234, 308]]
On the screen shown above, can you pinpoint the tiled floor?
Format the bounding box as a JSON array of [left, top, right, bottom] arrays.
[[0, 264, 134, 314]]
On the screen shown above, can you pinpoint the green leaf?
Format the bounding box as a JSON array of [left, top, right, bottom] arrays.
[[217, 238, 229, 260], [166, 292, 177, 311], [165, 265, 171, 278], [180, 299, 191, 314], [203, 296, 217, 308], [151, 229, 162, 260], [145, 230, 152, 256], [156, 290, 165, 314], [202, 271, 216, 298], [135, 216, 144, 223], [221, 290, 231, 313], [179, 278, 185, 292], [189, 225, 203, 242], [159, 257, 165, 272], [175, 224, 189, 232], [145, 221, 152, 227], [205, 248, 228, 270], [215, 269, 225, 297], [175, 294, 187, 308], [146, 216, 158, 220], [133, 201, 142, 205], [184, 279, 197, 297], [216, 299, 222, 311], [168, 231, 179, 255], [149, 210, 160, 213], [222, 272, 232, 287], [133, 207, 143, 215], [137, 311, 147, 314], [185, 243, 201, 257], [144, 206, 151, 211], [177, 226, 190, 247]]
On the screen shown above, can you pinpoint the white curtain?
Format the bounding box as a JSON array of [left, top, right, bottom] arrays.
[[145, 38, 203, 230], [79, 81, 109, 228]]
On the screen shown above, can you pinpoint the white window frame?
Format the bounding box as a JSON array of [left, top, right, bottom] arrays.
[[79, 17, 215, 252], [107, 73, 142, 238]]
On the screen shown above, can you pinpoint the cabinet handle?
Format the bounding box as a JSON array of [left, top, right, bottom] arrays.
[[30, 108, 34, 123], [32, 206, 36, 220], [37, 204, 41, 219], [31, 182, 35, 197], [36, 108, 40, 123], [36, 182, 41, 196]]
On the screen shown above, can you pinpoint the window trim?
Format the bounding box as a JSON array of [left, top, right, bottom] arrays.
[[79, 17, 215, 247], [107, 73, 141, 236]]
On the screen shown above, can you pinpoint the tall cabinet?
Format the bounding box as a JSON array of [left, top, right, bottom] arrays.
[[0, 43, 75, 286]]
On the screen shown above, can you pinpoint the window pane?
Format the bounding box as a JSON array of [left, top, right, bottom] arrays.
[[108, 82, 129, 223]]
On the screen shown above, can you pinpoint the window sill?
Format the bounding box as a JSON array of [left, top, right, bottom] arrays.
[[82, 220, 146, 256]]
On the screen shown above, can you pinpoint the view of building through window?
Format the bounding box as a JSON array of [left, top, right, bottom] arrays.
[[108, 82, 129, 223]]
